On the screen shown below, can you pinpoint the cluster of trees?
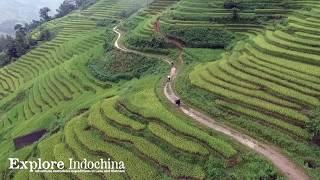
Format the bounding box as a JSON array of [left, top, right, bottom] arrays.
[[43, 0, 97, 19], [0, 0, 97, 67], [75, 0, 97, 10], [56, 0, 77, 18], [223, 0, 292, 22], [0, 24, 53, 66], [126, 33, 169, 50], [165, 27, 235, 49], [56, 0, 98, 18], [223, 0, 291, 9]]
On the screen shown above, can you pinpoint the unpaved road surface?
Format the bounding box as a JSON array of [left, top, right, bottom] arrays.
[[113, 26, 311, 180]]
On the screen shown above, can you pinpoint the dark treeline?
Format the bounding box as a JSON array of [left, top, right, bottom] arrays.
[[0, 0, 96, 67]]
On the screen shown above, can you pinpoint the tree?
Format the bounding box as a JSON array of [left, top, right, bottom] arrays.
[[10, 24, 29, 58], [56, 1, 76, 18], [75, 0, 96, 9], [39, 7, 51, 21], [0, 35, 10, 52], [24, 20, 40, 32], [15, 29, 29, 57], [0, 51, 10, 66], [6, 36, 18, 58], [14, 24, 23, 31], [232, 7, 240, 21], [224, 0, 241, 9]]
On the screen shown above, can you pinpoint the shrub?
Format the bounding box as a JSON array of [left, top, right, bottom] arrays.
[[96, 19, 117, 27], [39, 28, 54, 41], [126, 33, 169, 49], [304, 158, 318, 168], [307, 116, 320, 141], [165, 27, 235, 48]]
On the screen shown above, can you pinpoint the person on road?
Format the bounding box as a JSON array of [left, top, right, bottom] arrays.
[[175, 99, 181, 106], [167, 75, 171, 82]]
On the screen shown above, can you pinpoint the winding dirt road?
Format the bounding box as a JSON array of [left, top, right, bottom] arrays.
[[112, 26, 311, 180]]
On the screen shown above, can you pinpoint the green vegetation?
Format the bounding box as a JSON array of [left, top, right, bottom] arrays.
[[0, 0, 94, 68], [148, 122, 209, 155], [121, 77, 237, 158], [184, 48, 225, 62], [176, 0, 320, 178], [89, 50, 166, 82], [164, 27, 235, 48], [0, 0, 320, 179], [120, 1, 176, 53], [101, 96, 146, 130], [31, 76, 280, 179], [0, 0, 148, 177]]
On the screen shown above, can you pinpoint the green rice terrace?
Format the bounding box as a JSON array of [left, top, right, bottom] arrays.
[[0, 0, 320, 179]]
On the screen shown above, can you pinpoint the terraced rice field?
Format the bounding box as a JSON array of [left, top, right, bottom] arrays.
[[24, 77, 277, 179], [144, 0, 179, 15], [0, 0, 146, 175], [123, 0, 320, 51], [160, 0, 320, 35], [188, 3, 320, 178], [121, 0, 180, 47], [190, 8, 320, 139], [81, 0, 147, 20], [1, 0, 320, 179], [0, 0, 278, 179]]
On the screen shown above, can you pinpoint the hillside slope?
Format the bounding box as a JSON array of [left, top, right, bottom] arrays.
[[0, 0, 279, 179], [0, 0, 319, 179], [169, 0, 320, 178]]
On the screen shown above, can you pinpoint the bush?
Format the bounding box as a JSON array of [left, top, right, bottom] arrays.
[[205, 156, 226, 179], [165, 27, 235, 48], [126, 33, 169, 49], [103, 29, 115, 51], [96, 19, 117, 27], [39, 28, 54, 41], [304, 158, 318, 168], [307, 117, 320, 140]]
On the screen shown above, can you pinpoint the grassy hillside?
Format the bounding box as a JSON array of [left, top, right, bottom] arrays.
[[171, 0, 320, 178], [0, 0, 147, 177], [0, 0, 279, 179], [0, 0, 319, 179]]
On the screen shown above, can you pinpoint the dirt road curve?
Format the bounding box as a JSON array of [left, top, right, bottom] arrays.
[[113, 26, 311, 180]]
